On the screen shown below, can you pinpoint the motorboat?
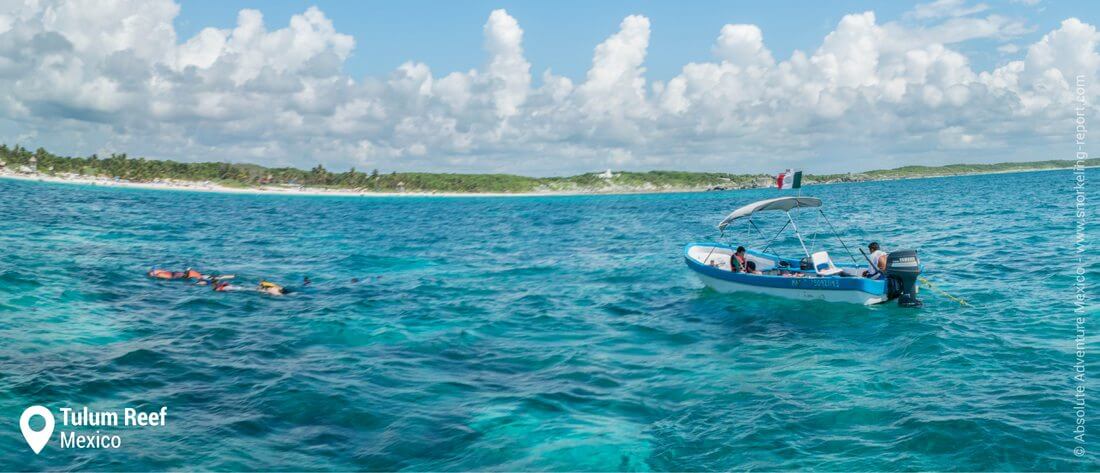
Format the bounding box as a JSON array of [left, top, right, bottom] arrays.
[[684, 196, 923, 307]]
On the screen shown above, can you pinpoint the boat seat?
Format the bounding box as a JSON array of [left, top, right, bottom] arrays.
[[811, 251, 844, 276]]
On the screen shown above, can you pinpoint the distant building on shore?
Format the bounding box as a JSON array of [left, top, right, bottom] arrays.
[[598, 169, 615, 179]]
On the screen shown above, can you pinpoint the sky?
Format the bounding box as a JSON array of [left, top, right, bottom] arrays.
[[0, 0, 1097, 175]]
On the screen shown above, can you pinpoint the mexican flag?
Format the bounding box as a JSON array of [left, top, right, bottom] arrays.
[[777, 169, 802, 189]]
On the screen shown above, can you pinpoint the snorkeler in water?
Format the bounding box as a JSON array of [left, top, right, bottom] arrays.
[[258, 281, 288, 296], [148, 267, 207, 280], [213, 281, 244, 292], [212, 280, 288, 296], [149, 266, 289, 297], [148, 268, 186, 279], [195, 274, 234, 286], [149, 267, 235, 286]]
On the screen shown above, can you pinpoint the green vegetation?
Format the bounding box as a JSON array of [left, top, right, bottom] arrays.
[[810, 159, 1099, 182], [0, 144, 1094, 194]]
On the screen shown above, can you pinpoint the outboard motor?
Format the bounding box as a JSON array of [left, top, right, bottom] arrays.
[[885, 250, 923, 308]]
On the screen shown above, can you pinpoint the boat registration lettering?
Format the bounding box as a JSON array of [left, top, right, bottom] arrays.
[[791, 278, 840, 289]]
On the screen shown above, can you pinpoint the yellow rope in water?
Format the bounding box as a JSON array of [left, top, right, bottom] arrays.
[[919, 276, 971, 307]]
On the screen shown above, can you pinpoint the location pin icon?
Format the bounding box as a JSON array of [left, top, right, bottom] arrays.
[[20, 406, 54, 454]]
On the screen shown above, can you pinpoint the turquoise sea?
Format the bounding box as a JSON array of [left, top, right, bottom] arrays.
[[0, 169, 1096, 470]]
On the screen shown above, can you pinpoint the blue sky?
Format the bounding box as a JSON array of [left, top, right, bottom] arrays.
[[0, 0, 1097, 174], [172, 0, 1088, 81]]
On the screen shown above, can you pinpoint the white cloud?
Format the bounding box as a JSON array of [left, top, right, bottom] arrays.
[[578, 15, 652, 118], [1023, 18, 1100, 87], [483, 9, 530, 118], [215, 7, 354, 85], [908, 0, 990, 20], [0, 1, 1096, 175], [713, 24, 774, 67]]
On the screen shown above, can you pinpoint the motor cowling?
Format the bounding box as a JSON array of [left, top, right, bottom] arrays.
[[885, 250, 923, 308]]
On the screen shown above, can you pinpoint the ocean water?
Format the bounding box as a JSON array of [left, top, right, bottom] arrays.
[[0, 169, 1095, 471]]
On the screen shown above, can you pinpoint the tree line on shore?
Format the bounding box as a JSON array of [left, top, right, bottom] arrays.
[[0, 144, 545, 192], [0, 144, 1094, 193]]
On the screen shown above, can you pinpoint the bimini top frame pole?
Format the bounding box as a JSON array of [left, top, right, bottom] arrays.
[[760, 217, 791, 254], [785, 211, 811, 258], [818, 209, 860, 265]]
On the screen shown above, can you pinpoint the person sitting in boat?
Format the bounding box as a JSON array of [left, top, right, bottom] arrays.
[[745, 260, 762, 275], [730, 247, 748, 272], [864, 242, 888, 279]]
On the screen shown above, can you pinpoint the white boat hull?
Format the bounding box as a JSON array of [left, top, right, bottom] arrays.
[[683, 243, 891, 306], [692, 270, 887, 305]]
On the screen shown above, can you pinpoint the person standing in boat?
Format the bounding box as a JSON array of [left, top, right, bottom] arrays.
[[731, 246, 748, 273], [864, 242, 888, 279]]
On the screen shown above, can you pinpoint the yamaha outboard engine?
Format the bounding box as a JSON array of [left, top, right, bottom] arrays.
[[885, 250, 923, 308]]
